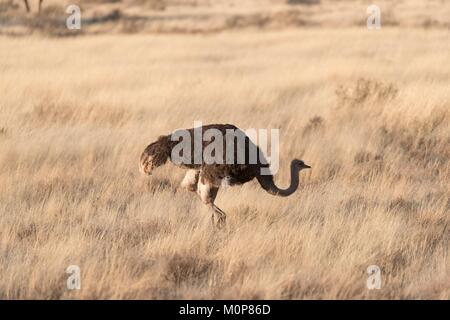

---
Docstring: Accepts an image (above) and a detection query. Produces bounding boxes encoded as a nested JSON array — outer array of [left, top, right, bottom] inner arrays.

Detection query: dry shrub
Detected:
[[335, 78, 398, 109], [376, 250, 409, 277], [164, 253, 214, 285], [16, 223, 38, 241], [302, 116, 325, 137], [377, 109, 450, 166], [352, 151, 384, 177], [388, 197, 419, 214], [353, 151, 382, 165]]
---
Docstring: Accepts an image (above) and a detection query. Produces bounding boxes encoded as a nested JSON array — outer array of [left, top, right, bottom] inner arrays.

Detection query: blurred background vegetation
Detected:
[[0, 0, 449, 37]]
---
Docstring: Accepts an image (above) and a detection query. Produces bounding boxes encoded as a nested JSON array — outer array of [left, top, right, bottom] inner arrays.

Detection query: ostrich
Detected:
[[139, 124, 311, 228], [23, 0, 43, 13]]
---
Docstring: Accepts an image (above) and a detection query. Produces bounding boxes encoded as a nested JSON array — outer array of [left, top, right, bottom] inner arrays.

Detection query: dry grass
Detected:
[[0, 1, 449, 299]]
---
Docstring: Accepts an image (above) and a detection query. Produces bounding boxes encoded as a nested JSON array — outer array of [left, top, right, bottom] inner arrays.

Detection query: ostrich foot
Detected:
[[210, 204, 227, 229]]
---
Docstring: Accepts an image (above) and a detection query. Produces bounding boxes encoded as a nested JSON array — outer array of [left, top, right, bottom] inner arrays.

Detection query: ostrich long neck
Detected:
[[257, 161, 299, 197]]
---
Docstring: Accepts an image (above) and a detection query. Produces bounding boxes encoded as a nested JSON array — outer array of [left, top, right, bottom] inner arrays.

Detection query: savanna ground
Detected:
[[0, 0, 449, 299]]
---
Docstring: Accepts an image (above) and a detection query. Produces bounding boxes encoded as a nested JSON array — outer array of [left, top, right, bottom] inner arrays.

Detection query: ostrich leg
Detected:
[[211, 202, 227, 229], [38, 0, 43, 14], [23, 0, 30, 12], [180, 170, 199, 192], [197, 176, 226, 229]]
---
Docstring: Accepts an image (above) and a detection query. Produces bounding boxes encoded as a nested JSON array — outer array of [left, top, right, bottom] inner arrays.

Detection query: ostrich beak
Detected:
[[302, 163, 311, 169]]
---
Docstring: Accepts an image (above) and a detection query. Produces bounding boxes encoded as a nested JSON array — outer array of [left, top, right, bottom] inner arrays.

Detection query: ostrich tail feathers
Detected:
[[139, 135, 172, 175]]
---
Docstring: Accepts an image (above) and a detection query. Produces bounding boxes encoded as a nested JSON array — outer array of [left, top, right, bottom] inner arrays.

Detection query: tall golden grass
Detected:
[[0, 8, 449, 298]]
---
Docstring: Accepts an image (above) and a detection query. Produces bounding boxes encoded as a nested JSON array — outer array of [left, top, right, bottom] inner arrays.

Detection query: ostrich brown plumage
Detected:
[[140, 124, 311, 228]]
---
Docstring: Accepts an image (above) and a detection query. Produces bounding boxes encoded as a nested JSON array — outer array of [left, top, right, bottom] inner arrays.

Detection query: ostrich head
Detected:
[[293, 159, 311, 171]]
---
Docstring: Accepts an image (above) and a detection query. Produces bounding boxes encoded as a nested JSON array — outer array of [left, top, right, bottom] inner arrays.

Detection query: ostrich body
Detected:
[[140, 124, 311, 228]]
